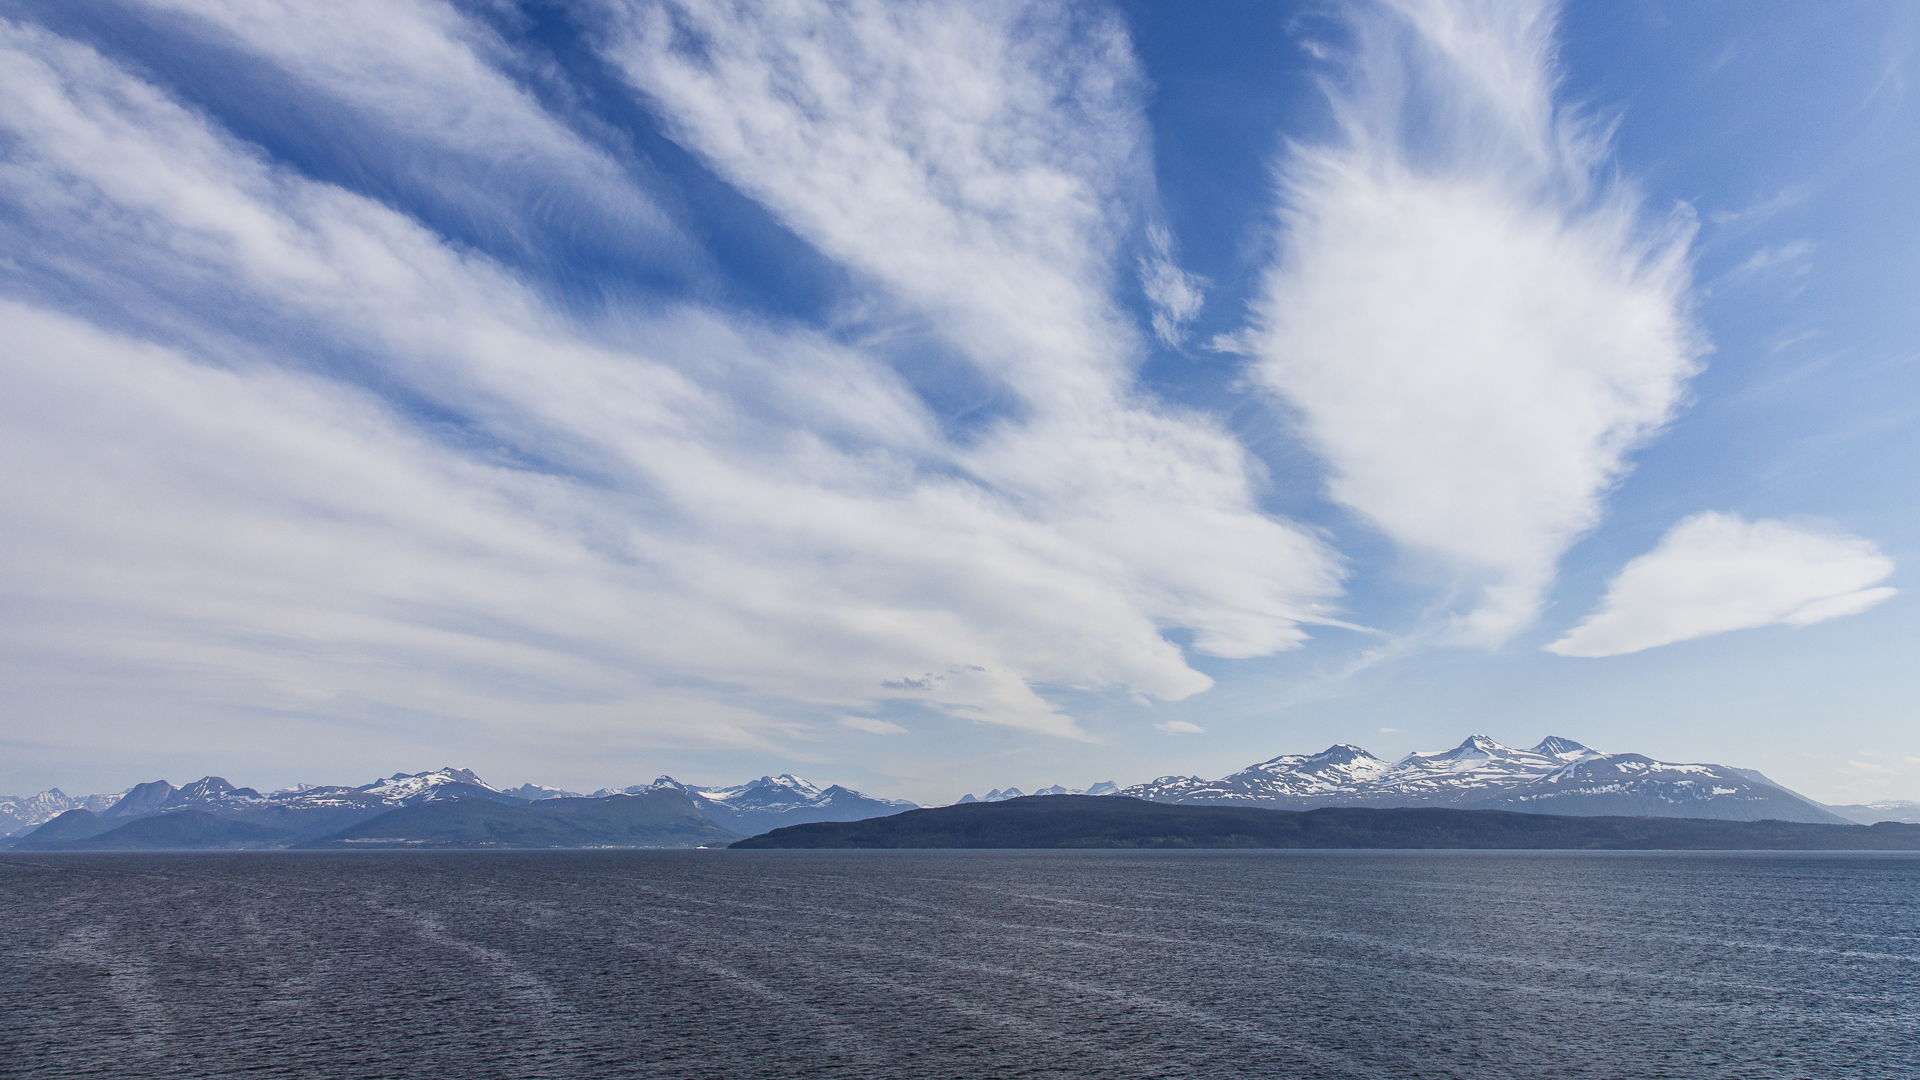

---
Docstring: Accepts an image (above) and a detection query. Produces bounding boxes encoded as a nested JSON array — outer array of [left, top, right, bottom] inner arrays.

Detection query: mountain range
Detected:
[[0, 767, 915, 851], [958, 782, 1120, 803], [1112, 735, 1857, 825], [497, 774, 917, 835], [4, 734, 1911, 850]]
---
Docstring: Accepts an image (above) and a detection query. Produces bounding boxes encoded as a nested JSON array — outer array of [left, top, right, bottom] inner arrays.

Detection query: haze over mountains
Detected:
[[5, 735, 1914, 850]]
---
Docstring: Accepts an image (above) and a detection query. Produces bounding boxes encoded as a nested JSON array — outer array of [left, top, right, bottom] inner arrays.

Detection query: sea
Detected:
[[2, 850, 1915, 1079]]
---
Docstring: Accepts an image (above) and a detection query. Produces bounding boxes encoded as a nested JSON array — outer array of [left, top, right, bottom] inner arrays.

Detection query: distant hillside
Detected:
[[732, 795, 1920, 850], [11, 809, 294, 851], [7, 808, 119, 850], [297, 789, 740, 849], [1825, 800, 1920, 825]]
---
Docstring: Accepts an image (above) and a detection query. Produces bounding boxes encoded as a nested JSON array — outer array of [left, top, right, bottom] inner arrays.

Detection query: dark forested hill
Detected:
[[730, 795, 1920, 850]]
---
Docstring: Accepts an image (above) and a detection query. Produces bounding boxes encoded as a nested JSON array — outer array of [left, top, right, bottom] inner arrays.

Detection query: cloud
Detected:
[[1139, 223, 1207, 345], [127, 0, 689, 267], [0, 5, 1341, 768], [599, 0, 1346, 662], [1155, 720, 1207, 735], [1704, 240, 1815, 298], [1547, 512, 1896, 657], [839, 716, 909, 736], [1707, 186, 1807, 227], [1729, 240, 1815, 279], [1245, 0, 1704, 645]]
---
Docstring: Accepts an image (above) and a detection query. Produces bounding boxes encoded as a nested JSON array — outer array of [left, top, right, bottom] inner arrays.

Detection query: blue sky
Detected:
[[2, 0, 1915, 805]]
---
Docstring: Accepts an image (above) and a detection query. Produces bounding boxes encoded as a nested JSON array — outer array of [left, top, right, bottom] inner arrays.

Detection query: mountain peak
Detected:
[[355, 767, 505, 804], [752, 774, 819, 794], [1531, 736, 1596, 759], [1446, 734, 1505, 757], [170, 776, 262, 805], [102, 780, 177, 818]]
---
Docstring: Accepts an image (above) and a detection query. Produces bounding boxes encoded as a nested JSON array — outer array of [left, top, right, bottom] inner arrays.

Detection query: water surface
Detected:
[[2, 850, 1914, 1078]]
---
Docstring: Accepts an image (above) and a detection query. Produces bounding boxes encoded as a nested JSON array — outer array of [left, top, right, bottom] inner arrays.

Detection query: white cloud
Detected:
[[839, 716, 909, 736], [1245, 0, 1704, 645], [1139, 223, 1207, 345], [1547, 513, 1896, 657], [601, 0, 1145, 398], [599, 0, 1345, 662], [125, 0, 688, 260], [0, 7, 1341, 772], [1155, 720, 1206, 735]]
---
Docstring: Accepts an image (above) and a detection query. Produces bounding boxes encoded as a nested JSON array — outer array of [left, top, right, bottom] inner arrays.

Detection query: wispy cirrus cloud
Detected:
[[600, 0, 1345, 664], [0, 2, 1341, 783], [1139, 223, 1208, 346], [1547, 513, 1896, 657], [1245, 0, 1704, 645], [124, 0, 692, 273]]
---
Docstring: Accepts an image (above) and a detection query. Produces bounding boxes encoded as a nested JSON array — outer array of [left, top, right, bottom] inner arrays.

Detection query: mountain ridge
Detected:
[[1, 767, 909, 850], [3, 734, 1900, 844], [1116, 735, 1854, 825]]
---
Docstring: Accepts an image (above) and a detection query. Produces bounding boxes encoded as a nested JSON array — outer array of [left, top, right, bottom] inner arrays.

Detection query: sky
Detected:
[[2, 0, 1916, 806]]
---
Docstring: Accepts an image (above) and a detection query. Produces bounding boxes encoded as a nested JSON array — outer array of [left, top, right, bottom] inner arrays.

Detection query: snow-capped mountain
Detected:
[[507, 783, 583, 801], [7, 767, 528, 848], [4, 765, 919, 848], [0, 789, 123, 837], [641, 774, 917, 835], [102, 768, 520, 817], [956, 781, 1120, 804], [961, 787, 1028, 803], [1121, 736, 1853, 824]]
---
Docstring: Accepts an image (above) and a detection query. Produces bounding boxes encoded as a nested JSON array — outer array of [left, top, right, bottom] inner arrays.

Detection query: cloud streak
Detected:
[[0, 2, 1341, 774], [601, 0, 1345, 662], [1246, 0, 1704, 645], [1547, 513, 1896, 657]]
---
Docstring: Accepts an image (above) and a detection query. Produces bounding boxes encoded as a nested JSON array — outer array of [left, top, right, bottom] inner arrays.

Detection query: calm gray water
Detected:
[[1, 850, 1915, 1079]]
